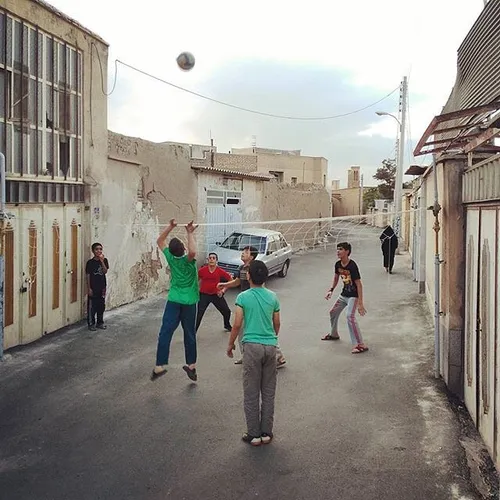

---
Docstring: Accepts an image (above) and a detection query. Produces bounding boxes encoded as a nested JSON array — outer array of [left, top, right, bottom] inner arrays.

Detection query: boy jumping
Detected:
[[226, 260, 281, 446], [322, 242, 368, 354], [151, 219, 200, 382]]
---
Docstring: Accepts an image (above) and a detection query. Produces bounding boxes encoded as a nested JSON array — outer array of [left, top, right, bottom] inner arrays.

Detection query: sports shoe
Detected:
[[88, 325, 97, 332], [242, 433, 261, 446], [183, 365, 198, 381], [261, 433, 273, 444], [96, 323, 107, 330]]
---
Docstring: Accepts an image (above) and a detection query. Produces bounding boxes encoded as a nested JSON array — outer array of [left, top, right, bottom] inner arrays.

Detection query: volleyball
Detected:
[[176, 52, 195, 71]]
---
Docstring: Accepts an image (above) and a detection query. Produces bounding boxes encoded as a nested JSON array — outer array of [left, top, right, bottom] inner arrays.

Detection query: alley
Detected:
[[0, 237, 480, 500]]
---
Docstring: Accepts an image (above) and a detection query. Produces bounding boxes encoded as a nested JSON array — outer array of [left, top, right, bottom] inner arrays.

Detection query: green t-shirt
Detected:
[[235, 287, 280, 346], [163, 248, 199, 305]]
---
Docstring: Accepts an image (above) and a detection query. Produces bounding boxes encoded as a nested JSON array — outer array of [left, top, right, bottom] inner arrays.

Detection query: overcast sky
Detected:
[[48, 0, 485, 186]]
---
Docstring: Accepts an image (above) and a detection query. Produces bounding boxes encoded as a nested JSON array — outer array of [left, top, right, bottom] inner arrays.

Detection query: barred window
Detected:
[[0, 11, 83, 181]]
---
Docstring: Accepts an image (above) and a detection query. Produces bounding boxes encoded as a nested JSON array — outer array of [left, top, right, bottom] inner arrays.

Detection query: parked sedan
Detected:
[[215, 228, 292, 278]]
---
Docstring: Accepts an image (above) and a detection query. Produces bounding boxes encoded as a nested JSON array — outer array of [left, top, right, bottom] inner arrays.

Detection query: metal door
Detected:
[[464, 208, 480, 423], [44, 206, 66, 333], [477, 208, 497, 456], [63, 205, 83, 325], [19, 206, 44, 344]]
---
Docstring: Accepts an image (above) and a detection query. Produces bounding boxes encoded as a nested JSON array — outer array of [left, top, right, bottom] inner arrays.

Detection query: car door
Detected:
[[265, 235, 280, 275]]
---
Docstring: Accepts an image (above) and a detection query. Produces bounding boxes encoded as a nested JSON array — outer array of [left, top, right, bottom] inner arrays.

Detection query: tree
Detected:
[[373, 158, 414, 199], [363, 186, 380, 212], [373, 158, 396, 199]]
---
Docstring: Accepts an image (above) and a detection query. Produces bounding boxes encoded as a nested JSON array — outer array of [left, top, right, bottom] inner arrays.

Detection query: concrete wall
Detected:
[[257, 154, 327, 185], [260, 182, 331, 221], [216, 148, 327, 186], [332, 187, 362, 216], [101, 132, 199, 309], [213, 153, 258, 174]]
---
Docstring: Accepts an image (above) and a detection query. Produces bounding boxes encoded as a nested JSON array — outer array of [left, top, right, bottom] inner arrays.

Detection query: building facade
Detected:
[[1, 0, 108, 350]]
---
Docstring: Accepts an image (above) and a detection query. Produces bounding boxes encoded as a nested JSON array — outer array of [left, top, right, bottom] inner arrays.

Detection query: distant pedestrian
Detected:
[[380, 225, 398, 274], [321, 242, 368, 354], [196, 252, 233, 332], [151, 219, 200, 382], [226, 260, 281, 446], [86, 243, 109, 331]]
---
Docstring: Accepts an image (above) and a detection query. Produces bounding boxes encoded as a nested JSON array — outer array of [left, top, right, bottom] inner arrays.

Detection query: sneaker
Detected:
[[96, 323, 107, 330], [224, 326, 232, 332], [242, 433, 261, 446], [150, 368, 167, 381], [182, 365, 198, 381], [88, 325, 97, 332], [261, 433, 273, 444]]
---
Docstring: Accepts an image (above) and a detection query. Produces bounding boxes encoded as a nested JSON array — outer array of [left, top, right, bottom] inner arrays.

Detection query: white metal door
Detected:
[[63, 206, 83, 325], [496, 209, 500, 466], [44, 206, 66, 333], [19, 207, 44, 345], [478, 208, 497, 455], [464, 208, 480, 423], [3, 208, 20, 350], [205, 205, 226, 255], [225, 203, 243, 238]]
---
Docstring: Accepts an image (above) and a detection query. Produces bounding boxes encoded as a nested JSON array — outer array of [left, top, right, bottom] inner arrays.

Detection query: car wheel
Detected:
[[278, 260, 290, 278]]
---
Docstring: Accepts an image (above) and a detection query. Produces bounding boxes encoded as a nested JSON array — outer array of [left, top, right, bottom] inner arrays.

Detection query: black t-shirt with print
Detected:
[[86, 258, 109, 292], [335, 259, 361, 298], [235, 264, 250, 291]]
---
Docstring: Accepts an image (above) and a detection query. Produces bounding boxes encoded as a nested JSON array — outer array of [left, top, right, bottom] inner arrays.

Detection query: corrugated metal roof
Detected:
[[414, 0, 500, 156], [444, 0, 500, 113], [191, 165, 273, 181]]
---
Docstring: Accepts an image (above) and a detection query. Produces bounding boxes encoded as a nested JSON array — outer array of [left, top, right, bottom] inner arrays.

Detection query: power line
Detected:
[[104, 59, 399, 121]]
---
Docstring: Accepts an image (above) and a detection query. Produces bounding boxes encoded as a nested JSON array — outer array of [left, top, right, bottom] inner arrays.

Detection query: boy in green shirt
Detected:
[[226, 260, 281, 446], [151, 219, 200, 382]]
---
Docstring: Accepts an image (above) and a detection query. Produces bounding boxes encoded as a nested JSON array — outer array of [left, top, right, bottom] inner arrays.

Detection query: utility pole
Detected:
[[0, 152, 5, 360], [393, 76, 407, 242]]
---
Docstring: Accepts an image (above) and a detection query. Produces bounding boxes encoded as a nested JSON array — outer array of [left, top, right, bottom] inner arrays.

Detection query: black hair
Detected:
[[242, 245, 259, 260], [169, 237, 185, 257], [337, 242, 352, 256], [91, 242, 103, 252], [248, 260, 268, 285], [208, 252, 218, 260]]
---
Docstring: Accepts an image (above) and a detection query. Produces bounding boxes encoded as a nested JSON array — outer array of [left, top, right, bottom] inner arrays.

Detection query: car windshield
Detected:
[[220, 233, 266, 253]]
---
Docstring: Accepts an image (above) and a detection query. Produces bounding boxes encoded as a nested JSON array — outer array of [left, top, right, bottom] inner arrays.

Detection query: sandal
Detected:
[[321, 334, 340, 341], [351, 345, 369, 354]]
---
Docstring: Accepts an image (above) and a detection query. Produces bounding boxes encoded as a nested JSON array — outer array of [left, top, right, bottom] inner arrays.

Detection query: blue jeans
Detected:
[[329, 295, 364, 345], [155, 301, 197, 366]]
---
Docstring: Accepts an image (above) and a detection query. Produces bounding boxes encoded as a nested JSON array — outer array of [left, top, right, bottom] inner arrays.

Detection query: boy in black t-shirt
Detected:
[[321, 242, 368, 354], [85, 242, 109, 331]]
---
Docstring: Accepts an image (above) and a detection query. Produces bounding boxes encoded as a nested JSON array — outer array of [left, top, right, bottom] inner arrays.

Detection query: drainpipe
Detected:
[[430, 162, 442, 379]]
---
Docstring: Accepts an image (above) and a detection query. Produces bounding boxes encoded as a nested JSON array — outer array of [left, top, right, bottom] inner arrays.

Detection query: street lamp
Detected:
[[375, 106, 406, 243]]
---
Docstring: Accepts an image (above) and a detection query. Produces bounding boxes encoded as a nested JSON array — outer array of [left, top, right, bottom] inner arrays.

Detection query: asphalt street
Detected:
[[0, 237, 481, 500]]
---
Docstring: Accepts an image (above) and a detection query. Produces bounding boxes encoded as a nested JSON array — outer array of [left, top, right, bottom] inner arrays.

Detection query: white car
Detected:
[[215, 228, 292, 278]]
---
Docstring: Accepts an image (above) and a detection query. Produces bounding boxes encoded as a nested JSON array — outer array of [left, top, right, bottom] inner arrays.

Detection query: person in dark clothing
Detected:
[[380, 225, 398, 274], [86, 242, 109, 331]]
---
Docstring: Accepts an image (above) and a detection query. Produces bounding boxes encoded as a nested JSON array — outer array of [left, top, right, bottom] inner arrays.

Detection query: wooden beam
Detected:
[[463, 128, 500, 153]]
